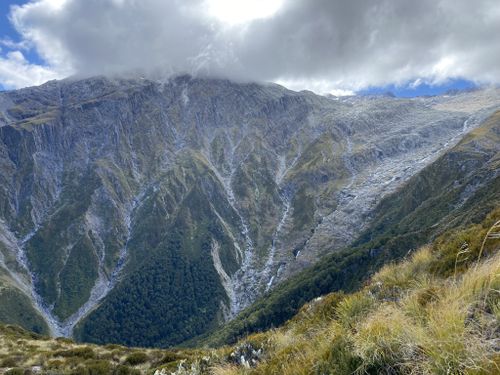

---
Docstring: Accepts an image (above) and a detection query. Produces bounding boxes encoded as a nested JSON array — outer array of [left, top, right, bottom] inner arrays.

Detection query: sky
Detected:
[[0, 0, 499, 96]]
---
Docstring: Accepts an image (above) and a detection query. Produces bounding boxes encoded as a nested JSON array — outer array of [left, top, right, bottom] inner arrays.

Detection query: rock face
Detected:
[[0, 75, 499, 346]]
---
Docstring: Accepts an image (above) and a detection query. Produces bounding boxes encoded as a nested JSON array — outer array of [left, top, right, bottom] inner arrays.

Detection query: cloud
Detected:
[[233, 0, 500, 90], [0, 50, 60, 88], [9, 0, 216, 80], [3, 0, 500, 93]]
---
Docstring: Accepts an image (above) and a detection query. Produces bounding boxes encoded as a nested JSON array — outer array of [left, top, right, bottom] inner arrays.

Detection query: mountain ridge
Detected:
[[0, 75, 499, 346], [189, 108, 500, 347]]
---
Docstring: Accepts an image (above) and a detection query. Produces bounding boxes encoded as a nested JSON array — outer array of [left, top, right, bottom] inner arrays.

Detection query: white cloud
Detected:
[[205, 0, 284, 25], [275, 78, 355, 96], [2, 0, 500, 92], [0, 50, 60, 89]]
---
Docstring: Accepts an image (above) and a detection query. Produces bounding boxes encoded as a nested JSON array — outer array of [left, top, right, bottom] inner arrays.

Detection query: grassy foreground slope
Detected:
[[191, 110, 500, 347], [209, 207, 500, 375], [0, 208, 498, 374]]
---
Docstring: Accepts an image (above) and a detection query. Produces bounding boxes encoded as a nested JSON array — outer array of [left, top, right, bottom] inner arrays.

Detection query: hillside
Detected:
[[0, 206, 497, 375], [207, 207, 500, 375], [189, 109, 500, 347], [1, 77, 498, 346]]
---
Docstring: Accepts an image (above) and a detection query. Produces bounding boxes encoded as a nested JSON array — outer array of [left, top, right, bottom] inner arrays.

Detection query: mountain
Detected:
[[193, 108, 500, 347], [0, 75, 499, 347], [0, 206, 497, 375]]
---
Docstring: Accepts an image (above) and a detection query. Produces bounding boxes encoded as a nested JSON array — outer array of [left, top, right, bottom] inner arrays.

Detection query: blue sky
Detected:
[[0, 1, 498, 96], [358, 79, 477, 98], [0, 1, 23, 40], [0, 0, 43, 65], [0, 0, 24, 89], [0, 0, 47, 90]]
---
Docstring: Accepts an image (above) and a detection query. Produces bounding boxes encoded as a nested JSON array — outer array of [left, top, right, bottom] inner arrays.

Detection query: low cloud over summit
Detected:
[[1, 0, 500, 93]]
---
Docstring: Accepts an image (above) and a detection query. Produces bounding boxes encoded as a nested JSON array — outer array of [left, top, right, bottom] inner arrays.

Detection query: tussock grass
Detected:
[[352, 304, 421, 373], [335, 292, 376, 329], [211, 364, 240, 375]]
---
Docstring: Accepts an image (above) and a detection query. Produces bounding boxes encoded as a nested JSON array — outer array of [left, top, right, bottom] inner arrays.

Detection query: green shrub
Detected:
[[70, 360, 114, 375], [85, 360, 113, 375], [54, 347, 96, 359], [55, 337, 74, 344], [124, 352, 148, 366], [5, 369, 24, 375], [158, 351, 185, 364], [1, 357, 18, 367], [113, 365, 141, 375]]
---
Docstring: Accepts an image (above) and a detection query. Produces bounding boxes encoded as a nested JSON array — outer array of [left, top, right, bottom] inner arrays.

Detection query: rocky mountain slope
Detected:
[[0, 75, 499, 346], [194, 108, 500, 347]]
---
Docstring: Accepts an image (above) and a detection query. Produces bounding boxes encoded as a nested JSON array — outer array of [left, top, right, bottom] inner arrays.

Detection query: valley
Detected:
[[0, 205, 497, 375], [0, 76, 499, 347]]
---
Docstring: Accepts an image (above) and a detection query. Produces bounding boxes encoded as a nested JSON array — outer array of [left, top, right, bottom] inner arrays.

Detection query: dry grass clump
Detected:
[[372, 245, 434, 292], [335, 292, 376, 329], [417, 254, 500, 375], [211, 364, 240, 375], [352, 304, 422, 373], [289, 292, 345, 328]]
